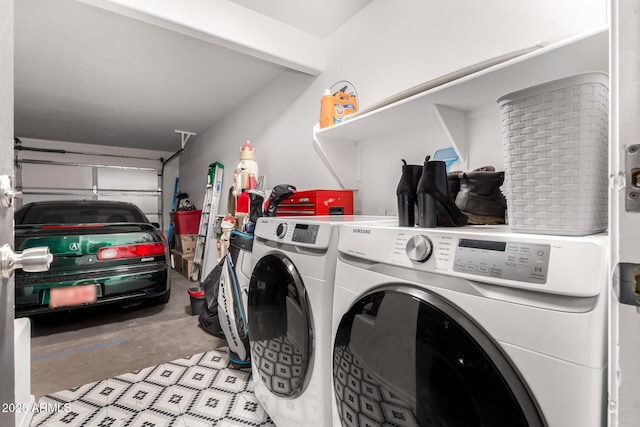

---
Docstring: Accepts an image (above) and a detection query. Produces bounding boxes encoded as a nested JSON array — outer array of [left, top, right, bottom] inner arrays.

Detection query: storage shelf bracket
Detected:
[[312, 124, 359, 190], [175, 130, 197, 149], [433, 104, 468, 169]]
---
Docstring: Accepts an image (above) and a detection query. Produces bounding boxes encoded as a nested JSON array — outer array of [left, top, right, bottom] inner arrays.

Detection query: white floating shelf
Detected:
[[313, 26, 609, 190]]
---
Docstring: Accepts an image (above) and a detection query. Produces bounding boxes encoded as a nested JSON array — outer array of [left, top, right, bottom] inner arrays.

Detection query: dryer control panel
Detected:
[[453, 238, 550, 284], [338, 224, 608, 296]]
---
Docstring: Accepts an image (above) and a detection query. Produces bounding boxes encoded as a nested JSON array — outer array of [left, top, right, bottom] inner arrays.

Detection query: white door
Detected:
[[0, 1, 16, 426], [609, 1, 640, 425], [0, 5, 52, 426]]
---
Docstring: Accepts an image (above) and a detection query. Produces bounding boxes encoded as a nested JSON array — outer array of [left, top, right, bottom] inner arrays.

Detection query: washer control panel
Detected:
[[255, 218, 335, 249], [453, 238, 550, 284], [291, 223, 320, 244], [405, 235, 433, 263]]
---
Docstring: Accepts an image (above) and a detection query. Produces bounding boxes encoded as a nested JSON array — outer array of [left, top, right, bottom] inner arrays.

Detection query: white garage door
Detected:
[[16, 146, 163, 224]]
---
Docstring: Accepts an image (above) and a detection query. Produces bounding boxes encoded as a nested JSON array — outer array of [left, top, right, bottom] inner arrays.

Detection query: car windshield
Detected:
[[16, 202, 148, 225]]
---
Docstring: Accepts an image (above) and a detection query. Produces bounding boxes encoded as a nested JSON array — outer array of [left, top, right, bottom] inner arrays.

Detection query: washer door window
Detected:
[[333, 287, 545, 427], [248, 253, 313, 398]]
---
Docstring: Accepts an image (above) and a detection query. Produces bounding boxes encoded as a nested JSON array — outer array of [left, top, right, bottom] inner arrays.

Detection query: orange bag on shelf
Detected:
[[320, 89, 358, 128]]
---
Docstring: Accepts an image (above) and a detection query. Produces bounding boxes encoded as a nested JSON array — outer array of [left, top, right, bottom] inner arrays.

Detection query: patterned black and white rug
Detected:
[[31, 348, 275, 426]]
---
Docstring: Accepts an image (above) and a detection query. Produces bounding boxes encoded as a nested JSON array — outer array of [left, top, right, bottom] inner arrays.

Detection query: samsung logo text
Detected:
[[352, 228, 371, 234]]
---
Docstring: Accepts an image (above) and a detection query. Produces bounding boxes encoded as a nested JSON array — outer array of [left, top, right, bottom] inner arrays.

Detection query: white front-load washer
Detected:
[[331, 224, 609, 427], [248, 215, 396, 427]]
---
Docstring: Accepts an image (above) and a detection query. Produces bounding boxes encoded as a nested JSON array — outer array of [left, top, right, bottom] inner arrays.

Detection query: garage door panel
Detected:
[[18, 153, 163, 227], [23, 194, 90, 205], [21, 163, 93, 189], [98, 194, 158, 216], [145, 214, 160, 224], [98, 168, 158, 191]]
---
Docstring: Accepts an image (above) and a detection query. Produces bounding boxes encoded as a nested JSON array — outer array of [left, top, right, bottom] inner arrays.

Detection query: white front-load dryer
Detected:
[[248, 216, 396, 427], [331, 224, 608, 427]]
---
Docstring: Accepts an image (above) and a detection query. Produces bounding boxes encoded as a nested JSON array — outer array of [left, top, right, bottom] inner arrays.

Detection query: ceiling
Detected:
[[14, 0, 371, 152], [229, 0, 373, 39]]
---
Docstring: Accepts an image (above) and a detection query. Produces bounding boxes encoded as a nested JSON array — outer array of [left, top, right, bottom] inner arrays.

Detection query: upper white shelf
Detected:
[[313, 26, 609, 190]]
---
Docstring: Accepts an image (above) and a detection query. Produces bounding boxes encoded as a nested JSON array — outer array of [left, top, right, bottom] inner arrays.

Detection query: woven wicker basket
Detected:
[[498, 72, 608, 236]]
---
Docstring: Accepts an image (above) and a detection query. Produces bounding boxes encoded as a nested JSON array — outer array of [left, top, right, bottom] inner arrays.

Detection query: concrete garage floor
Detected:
[[29, 269, 226, 399]]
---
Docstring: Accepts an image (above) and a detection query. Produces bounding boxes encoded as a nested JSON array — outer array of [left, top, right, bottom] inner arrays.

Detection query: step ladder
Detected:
[[166, 177, 179, 247], [191, 162, 224, 282]]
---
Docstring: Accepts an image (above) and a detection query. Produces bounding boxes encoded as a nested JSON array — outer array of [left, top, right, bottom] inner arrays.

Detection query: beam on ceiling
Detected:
[[78, 0, 325, 75]]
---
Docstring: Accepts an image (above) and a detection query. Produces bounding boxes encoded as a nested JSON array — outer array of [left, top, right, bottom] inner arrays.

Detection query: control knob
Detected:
[[276, 223, 288, 239], [406, 235, 433, 263]]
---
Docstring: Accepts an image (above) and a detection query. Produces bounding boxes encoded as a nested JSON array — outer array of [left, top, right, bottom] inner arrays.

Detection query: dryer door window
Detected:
[[333, 287, 545, 427], [248, 253, 313, 398]]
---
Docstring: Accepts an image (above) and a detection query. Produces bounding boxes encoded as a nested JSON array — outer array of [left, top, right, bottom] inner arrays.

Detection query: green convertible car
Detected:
[[14, 200, 171, 317]]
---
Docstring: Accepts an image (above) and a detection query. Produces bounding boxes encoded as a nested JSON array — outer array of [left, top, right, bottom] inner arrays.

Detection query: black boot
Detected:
[[396, 159, 424, 227], [417, 160, 468, 228], [455, 167, 507, 225]]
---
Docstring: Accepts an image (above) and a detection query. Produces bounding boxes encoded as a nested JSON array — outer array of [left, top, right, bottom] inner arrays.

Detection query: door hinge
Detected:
[[625, 144, 640, 212], [613, 262, 640, 306]]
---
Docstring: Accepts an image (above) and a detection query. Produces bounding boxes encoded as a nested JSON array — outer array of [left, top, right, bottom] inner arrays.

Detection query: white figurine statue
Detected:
[[233, 141, 259, 217]]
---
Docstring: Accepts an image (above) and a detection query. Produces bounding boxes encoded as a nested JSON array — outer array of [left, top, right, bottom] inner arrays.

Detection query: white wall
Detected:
[[180, 0, 607, 216], [179, 71, 327, 215]]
